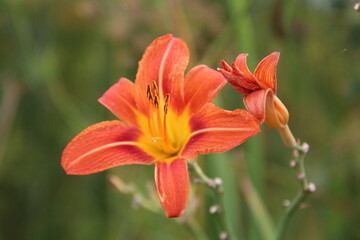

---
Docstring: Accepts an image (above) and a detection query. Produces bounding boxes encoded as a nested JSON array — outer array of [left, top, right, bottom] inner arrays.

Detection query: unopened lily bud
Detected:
[[265, 95, 296, 147], [265, 94, 289, 129]]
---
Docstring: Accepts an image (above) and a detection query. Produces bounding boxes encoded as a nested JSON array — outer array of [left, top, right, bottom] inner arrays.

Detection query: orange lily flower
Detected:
[[219, 52, 296, 147], [61, 34, 260, 218]]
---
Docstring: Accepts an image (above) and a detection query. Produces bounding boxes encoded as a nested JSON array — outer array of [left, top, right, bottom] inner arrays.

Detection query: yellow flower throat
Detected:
[[138, 81, 190, 162]]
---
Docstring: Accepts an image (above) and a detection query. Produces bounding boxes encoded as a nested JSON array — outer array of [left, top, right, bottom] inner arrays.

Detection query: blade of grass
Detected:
[[204, 153, 242, 240], [241, 177, 276, 240], [225, 0, 266, 239]]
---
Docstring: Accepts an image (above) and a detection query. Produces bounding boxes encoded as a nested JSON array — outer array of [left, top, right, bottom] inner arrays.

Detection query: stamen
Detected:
[[154, 96, 159, 108], [151, 81, 158, 95], [164, 94, 170, 114], [144, 81, 176, 155], [146, 85, 153, 102]]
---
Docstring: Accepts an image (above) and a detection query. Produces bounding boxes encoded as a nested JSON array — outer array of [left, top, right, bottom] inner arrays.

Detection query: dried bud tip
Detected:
[[219, 232, 229, 240], [307, 182, 316, 193], [107, 175, 127, 193], [282, 199, 291, 207], [301, 142, 310, 153], [209, 205, 219, 214], [299, 203, 310, 209], [297, 173, 305, 180], [289, 160, 297, 168]]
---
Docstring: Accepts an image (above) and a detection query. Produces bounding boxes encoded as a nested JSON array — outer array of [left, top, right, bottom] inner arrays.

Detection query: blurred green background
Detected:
[[1, 0, 359, 239]]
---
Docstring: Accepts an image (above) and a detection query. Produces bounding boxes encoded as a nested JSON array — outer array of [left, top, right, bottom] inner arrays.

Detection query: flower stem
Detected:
[[188, 160, 236, 240], [278, 125, 297, 148], [275, 141, 315, 240], [183, 216, 210, 240]]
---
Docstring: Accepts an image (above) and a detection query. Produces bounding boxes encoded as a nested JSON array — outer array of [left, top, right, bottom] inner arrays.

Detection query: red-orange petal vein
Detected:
[[184, 65, 226, 113], [155, 158, 189, 218], [135, 34, 189, 114], [254, 52, 280, 92], [98, 78, 138, 126], [181, 103, 260, 159], [61, 121, 154, 175], [243, 89, 272, 123]]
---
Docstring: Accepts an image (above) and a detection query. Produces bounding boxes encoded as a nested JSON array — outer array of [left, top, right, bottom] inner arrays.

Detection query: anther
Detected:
[[164, 94, 170, 114], [154, 96, 159, 108], [151, 81, 158, 94], [146, 85, 153, 102]]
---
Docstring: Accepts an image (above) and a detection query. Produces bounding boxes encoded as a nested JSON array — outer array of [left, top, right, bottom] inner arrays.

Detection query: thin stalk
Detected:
[[240, 178, 276, 240], [108, 174, 209, 240], [184, 217, 210, 240], [275, 142, 315, 240], [224, 0, 263, 239], [0, 79, 21, 167], [188, 160, 237, 240]]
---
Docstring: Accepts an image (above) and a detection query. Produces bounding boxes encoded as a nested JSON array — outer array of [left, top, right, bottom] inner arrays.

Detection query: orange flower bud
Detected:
[[220, 52, 297, 147], [265, 94, 289, 129]]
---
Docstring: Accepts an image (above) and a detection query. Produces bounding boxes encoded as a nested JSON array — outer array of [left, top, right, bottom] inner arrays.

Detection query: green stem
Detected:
[[108, 174, 208, 240], [184, 217, 210, 240], [241, 178, 275, 240], [275, 142, 315, 240], [0, 79, 21, 167], [188, 160, 236, 240]]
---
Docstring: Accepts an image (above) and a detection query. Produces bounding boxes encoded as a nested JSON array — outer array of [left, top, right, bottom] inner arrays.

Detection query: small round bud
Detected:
[[302, 142, 310, 153], [307, 182, 316, 193], [282, 199, 291, 207], [209, 205, 219, 214], [297, 173, 305, 180], [219, 232, 229, 240], [355, 3, 360, 11], [289, 160, 297, 168], [214, 178, 223, 186]]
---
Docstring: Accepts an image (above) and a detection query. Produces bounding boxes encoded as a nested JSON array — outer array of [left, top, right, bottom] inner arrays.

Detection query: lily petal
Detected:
[[135, 34, 189, 114], [233, 54, 260, 88], [61, 121, 154, 175], [254, 52, 280, 92], [155, 158, 189, 218], [184, 65, 226, 113], [98, 78, 138, 126], [182, 103, 260, 159], [243, 89, 272, 123], [219, 64, 252, 95]]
